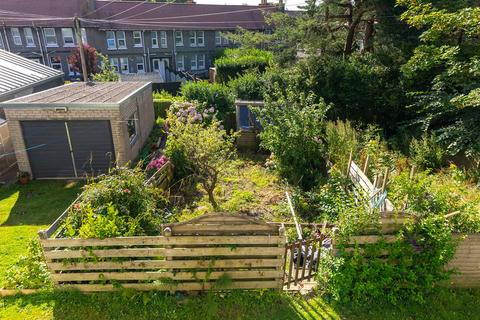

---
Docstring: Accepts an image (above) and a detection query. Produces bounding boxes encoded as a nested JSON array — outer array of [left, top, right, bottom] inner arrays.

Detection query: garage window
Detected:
[[127, 112, 138, 144]]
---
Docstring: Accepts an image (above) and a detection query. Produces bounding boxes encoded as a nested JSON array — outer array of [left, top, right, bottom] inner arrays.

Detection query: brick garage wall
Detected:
[[119, 84, 155, 163], [0, 121, 16, 175], [3, 107, 130, 175]]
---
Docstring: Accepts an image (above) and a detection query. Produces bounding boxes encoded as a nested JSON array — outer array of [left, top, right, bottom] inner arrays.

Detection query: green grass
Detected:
[[1, 288, 480, 320], [0, 181, 81, 280]]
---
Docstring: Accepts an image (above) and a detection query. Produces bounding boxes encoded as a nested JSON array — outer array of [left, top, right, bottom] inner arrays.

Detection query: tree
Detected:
[[68, 44, 98, 80], [92, 53, 119, 82], [164, 116, 236, 208], [398, 0, 480, 157]]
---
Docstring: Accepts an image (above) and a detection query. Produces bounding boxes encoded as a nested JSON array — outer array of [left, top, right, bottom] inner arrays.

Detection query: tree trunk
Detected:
[[362, 18, 375, 53], [207, 188, 218, 210]]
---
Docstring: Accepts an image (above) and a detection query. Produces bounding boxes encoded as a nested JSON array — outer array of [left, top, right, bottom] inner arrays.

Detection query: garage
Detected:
[[21, 120, 114, 178], [2, 82, 155, 179]]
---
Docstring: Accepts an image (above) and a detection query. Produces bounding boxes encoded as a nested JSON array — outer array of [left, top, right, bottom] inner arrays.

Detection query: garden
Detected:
[[2, 0, 480, 318]]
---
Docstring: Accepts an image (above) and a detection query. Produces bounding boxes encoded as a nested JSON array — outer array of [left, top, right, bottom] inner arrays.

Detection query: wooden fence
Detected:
[[39, 214, 286, 292]]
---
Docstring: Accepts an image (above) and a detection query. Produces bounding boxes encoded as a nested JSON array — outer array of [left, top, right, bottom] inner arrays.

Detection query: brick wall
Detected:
[[0, 121, 16, 175]]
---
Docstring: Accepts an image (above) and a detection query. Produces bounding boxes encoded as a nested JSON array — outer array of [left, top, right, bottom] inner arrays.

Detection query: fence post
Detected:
[[278, 224, 286, 291], [164, 227, 175, 294]]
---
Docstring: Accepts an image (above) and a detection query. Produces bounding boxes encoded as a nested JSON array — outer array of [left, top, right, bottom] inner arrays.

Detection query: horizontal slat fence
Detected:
[[39, 214, 286, 292]]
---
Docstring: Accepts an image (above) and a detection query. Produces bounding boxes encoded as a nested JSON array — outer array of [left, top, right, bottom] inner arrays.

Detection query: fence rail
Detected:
[[39, 214, 286, 292]]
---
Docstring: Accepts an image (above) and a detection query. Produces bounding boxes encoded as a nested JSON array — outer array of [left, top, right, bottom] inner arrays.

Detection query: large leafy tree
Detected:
[[398, 0, 480, 157], [68, 44, 99, 80]]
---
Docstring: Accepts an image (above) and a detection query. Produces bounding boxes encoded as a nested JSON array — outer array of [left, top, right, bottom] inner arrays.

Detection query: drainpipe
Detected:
[[146, 46, 151, 73], [2, 24, 10, 52], [39, 27, 51, 66], [141, 30, 149, 72], [33, 22, 46, 64], [172, 29, 177, 71]]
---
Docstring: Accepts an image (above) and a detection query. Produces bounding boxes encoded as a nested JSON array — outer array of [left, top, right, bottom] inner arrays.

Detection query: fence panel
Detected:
[[39, 214, 286, 292]]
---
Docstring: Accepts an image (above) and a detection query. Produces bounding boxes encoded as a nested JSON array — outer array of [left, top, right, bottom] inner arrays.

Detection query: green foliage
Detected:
[[64, 167, 161, 238], [330, 215, 456, 305], [92, 53, 119, 82], [2, 239, 52, 290], [228, 71, 265, 101], [255, 89, 330, 190], [164, 114, 237, 208], [180, 81, 234, 120], [153, 90, 175, 100], [153, 99, 171, 118], [409, 133, 445, 170], [325, 120, 359, 172], [214, 48, 273, 83]]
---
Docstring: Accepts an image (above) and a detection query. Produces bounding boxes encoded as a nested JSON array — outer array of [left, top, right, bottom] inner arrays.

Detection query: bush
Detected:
[[214, 48, 273, 83], [255, 89, 329, 190], [228, 71, 265, 100], [325, 120, 359, 172], [410, 133, 445, 171], [3, 239, 51, 289], [64, 167, 162, 238], [153, 99, 172, 118], [164, 113, 236, 208], [180, 81, 234, 121]]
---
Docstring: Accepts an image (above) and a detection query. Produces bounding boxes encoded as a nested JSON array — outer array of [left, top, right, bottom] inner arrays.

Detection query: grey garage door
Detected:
[[21, 120, 115, 178]]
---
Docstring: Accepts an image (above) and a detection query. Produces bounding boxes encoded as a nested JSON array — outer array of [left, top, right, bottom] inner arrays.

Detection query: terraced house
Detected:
[[0, 0, 280, 80]]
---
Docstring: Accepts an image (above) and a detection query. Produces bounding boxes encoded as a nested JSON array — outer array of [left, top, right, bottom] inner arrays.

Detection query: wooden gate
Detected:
[[40, 214, 286, 292]]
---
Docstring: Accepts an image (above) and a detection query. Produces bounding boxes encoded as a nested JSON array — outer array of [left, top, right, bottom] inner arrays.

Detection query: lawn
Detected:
[[0, 181, 81, 280], [1, 287, 480, 320]]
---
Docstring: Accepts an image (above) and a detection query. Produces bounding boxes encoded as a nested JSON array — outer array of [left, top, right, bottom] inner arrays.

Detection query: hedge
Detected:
[[214, 48, 273, 83], [153, 99, 172, 118]]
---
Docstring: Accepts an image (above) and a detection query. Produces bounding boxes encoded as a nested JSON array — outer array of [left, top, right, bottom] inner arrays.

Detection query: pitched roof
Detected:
[[0, 0, 278, 30], [0, 49, 64, 101], [2, 81, 150, 105]]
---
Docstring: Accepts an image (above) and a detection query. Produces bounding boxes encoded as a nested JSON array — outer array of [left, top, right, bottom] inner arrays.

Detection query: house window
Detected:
[[190, 55, 197, 70], [24, 28, 35, 47], [106, 31, 116, 49], [127, 112, 138, 143], [61, 28, 75, 47], [11, 28, 22, 46], [215, 31, 222, 45], [223, 35, 229, 45], [197, 31, 204, 47], [189, 31, 196, 47], [160, 31, 167, 48], [81, 28, 88, 44], [109, 57, 119, 72], [133, 31, 142, 47], [176, 55, 184, 71], [151, 31, 158, 48], [50, 56, 62, 71], [175, 31, 183, 46], [120, 57, 129, 74], [198, 54, 205, 70], [43, 28, 57, 47], [136, 56, 145, 73], [117, 31, 126, 49], [68, 64, 78, 77]]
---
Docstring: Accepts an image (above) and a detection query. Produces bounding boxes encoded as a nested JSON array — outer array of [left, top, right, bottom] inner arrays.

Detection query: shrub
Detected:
[[3, 239, 52, 290], [325, 120, 359, 172], [164, 114, 236, 208], [64, 167, 162, 238], [153, 99, 172, 118], [228, 71, 265, 100], [180, 81, 234, 120], [214, 48, 273, 83], [410, 133, 445, 171], [169, 100, 217, 125], [255, 89, 329, 190]]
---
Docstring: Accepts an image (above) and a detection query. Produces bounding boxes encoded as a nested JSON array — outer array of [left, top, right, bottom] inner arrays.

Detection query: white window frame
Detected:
[[198, 54, 205, 70], [110, 57, 120, 72], [120, 57, 129, 74], [43, 28, 58, 47], [159, 31, 167, 48], [190, 55, 197, 71], [133, 31, 142, 47], [176, 55, 184, 71], [0, 33, 4, 49], [61, 28, 75, 47], [106, 31, 116, 49], [215, 31, 222, 45], [197, 31, 204, 47], [68, 63, 77, 76], [117, 31, 126, 49], [11, 28, 22, 46], [222, 35, 229, 45], [175, 31, 183, 47], [24, 28, 35, 47], [137, 62, 145, 73], [189, 31, 196, 47], [50, 56, 62, 71], [81, 28, 88, 44], [151, 31, 158, 48], [128, 111, 139, 144]]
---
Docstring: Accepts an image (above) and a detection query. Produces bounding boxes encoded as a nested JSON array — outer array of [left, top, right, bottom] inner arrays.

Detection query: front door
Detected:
[[152, 59, 161, 72]]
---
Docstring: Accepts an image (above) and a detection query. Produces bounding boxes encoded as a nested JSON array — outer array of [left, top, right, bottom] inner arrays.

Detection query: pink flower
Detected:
[[123, 188, 131, 194], [72, 203, 81, 210]]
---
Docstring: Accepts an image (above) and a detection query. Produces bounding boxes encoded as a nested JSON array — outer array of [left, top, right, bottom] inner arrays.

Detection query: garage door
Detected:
[[21, 120, 115, 178]]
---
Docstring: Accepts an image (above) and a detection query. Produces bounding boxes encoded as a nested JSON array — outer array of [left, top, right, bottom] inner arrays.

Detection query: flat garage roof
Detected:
[[2, 81, 150, 106]]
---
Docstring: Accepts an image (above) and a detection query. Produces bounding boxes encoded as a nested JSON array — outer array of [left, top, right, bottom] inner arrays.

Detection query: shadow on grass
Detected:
[[0, 180, 81, 227]]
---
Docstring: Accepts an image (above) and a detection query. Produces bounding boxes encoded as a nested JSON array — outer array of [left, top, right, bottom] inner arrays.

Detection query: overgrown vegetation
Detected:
[[214, 48, 273, 83]]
